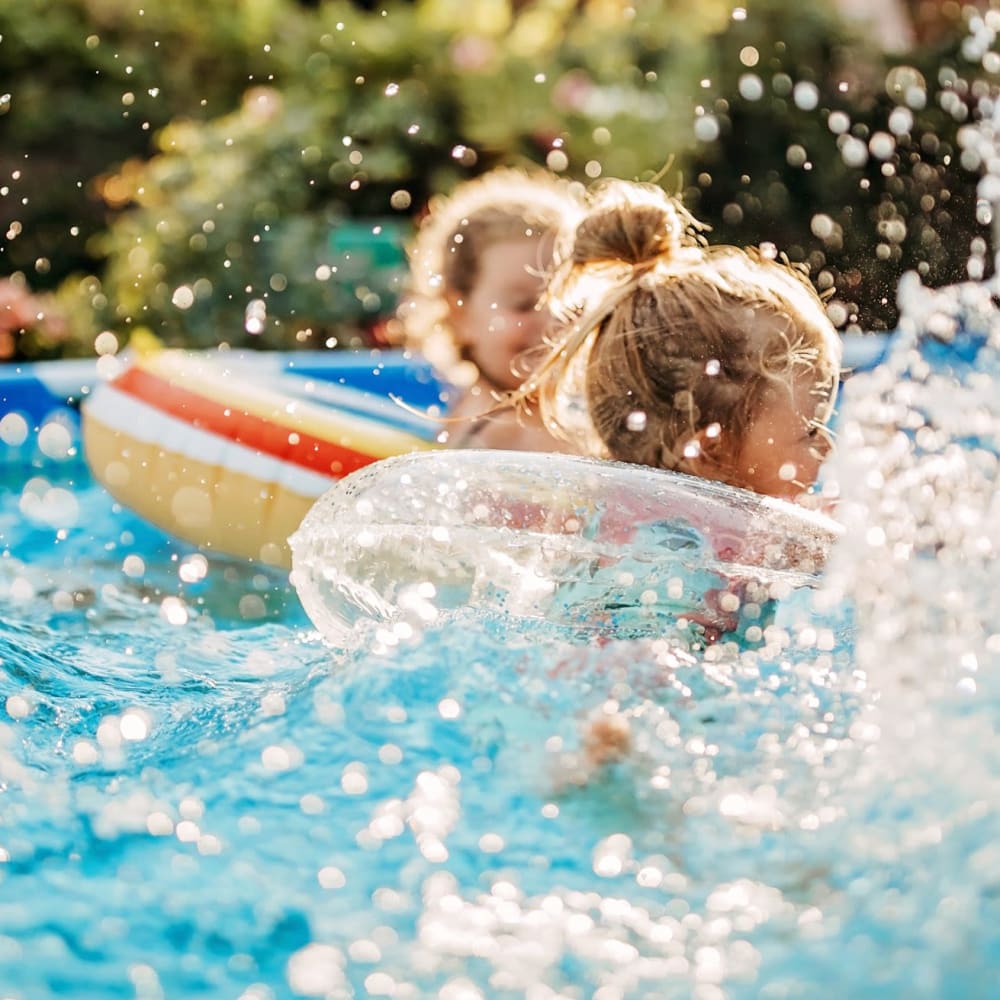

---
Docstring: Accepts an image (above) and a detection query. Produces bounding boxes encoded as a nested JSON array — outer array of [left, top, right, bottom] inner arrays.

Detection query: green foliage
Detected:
[[1, 0, 996, 357], [686, 0, 994, 331], [0, 0, 302, 288], [84, 0, 731, 352]]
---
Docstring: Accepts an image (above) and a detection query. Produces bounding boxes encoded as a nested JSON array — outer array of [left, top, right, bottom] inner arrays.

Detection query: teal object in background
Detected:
[[328, 218, 409, 272]]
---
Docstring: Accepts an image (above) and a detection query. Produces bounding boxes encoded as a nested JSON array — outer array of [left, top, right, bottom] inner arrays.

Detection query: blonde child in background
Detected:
[[398, 167, 584, 451], [521, 178, 842, 505]]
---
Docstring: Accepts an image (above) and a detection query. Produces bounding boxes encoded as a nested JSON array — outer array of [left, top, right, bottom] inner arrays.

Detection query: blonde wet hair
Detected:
[[397, 167, 584, 385], [521, 180, 842, 483]]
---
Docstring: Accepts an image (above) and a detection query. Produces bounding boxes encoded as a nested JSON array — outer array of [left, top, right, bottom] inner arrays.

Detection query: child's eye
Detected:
[[805, 425, 834, 450], [802, 424, 823, 441]]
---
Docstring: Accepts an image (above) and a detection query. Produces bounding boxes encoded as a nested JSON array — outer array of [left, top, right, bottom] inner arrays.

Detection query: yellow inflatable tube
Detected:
[[82, 350, 441, 566]]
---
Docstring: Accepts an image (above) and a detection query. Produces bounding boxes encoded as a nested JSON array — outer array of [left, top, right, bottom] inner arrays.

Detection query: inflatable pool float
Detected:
[[81, 349, 445, 566], [290, 449, 842, 648]]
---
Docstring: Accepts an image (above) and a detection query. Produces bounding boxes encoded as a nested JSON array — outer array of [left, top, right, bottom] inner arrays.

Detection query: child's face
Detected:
[[731, 374, 834, 501], [449, 237, 552, 392]]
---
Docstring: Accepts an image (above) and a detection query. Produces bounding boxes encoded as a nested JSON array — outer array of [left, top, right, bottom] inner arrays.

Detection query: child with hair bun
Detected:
[[523, 179, 842, 504], [398, 167, 585, 451], [519, 180, 843, 779]]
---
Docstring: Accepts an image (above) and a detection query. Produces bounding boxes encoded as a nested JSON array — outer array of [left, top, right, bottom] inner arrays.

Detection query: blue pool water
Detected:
[[1, 285, 999, 998]]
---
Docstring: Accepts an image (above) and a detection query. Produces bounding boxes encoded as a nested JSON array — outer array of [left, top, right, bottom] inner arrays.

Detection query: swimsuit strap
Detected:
[[449, 413, 494, 448]]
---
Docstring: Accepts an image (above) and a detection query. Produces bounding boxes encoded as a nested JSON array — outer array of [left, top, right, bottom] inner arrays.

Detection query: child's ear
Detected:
[[683, 427, 734, 483]]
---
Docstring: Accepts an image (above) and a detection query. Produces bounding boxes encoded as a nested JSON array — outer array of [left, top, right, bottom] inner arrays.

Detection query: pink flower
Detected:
[[0, 279, 70, 355], [0, 280, 39, 335], [450, 36, 497, 73], [551, 70, 594, 114]]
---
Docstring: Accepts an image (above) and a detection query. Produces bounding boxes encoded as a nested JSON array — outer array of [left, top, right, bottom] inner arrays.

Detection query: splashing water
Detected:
[[767, 272, 1000, 995], [245, 298, 268, 335], [3, 268, 1000, 996], [5, 10, 1000, 995]]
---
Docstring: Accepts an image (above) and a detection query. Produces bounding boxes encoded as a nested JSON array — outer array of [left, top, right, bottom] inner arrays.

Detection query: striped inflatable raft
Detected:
[[81, 349, 445, 566]]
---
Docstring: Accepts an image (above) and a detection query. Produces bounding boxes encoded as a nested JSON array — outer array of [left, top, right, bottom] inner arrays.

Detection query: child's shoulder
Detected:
[[445, 389, 574, 453]]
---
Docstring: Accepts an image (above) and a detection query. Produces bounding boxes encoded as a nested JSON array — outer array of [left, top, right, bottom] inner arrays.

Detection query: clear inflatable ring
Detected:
[[290, 450, 841, 648]]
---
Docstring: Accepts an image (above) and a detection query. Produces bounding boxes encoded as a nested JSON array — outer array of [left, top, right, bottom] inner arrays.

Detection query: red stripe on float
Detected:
[[113, 365, 374, 478]]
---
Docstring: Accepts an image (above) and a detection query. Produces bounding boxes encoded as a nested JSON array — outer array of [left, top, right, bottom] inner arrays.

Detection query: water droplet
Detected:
[[178, 554, 208, 583], [94, 330, 119, 356], [793, 81, 819, 111], [0, 413, 28, 447], [828, 110, 851, 135], [123, 554, 145, 578], [6, 694, 30, 720], [245, 298, 266, 334], [171, 285, 194, 310], [811, 213, 836, 239], [694, 115, 720, 142], [546, 149, 568, 172], [839, 135, 869, 169], [787, 144, 808, 167], [869, 131, 896, 159], [160, 596, 188, 626], [38, 422, 73, 460], [438, 698, 462, 719], [120, 710, 150, 741], [738, 74, 764, 101], [888, 106, 913, 136], [625, 410, 647, 432], [450, 145, 477, 167]]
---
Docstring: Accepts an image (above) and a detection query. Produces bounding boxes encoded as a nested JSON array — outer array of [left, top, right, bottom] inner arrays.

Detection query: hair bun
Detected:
[[570, 180, 691, 269]]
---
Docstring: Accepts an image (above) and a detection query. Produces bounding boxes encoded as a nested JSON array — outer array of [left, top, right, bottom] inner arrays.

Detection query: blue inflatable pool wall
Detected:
[[0, 349, 448, 433], [0, 334, 895, 437]]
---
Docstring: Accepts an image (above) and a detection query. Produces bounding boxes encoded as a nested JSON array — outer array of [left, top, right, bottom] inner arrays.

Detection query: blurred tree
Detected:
[[686, 0, 995, 331], [86, 0, 730, 352], [0, 0, 996, 358], [0, 0, 304, 289]]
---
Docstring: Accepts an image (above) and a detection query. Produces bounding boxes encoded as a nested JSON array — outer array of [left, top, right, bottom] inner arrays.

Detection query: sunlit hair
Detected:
[[396, 167, 584, 384], [520, 179, 842, 483]]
